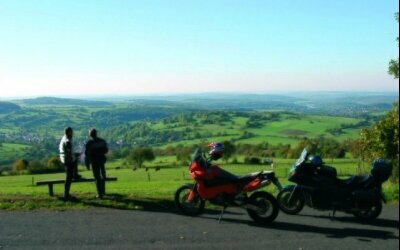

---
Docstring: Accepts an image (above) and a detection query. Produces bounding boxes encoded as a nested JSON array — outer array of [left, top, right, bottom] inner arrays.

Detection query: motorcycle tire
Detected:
[[277, 189, 305, 215], [352, 199, 382, 221], [246, 191, 279, 224], [175, 184, 205, 216]]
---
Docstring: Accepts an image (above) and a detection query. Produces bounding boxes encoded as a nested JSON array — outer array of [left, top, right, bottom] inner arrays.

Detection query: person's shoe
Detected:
[[96, 194, 104, 199]]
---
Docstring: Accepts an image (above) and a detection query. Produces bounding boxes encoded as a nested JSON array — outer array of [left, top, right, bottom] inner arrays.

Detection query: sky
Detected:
[[0, 0, 399, 98]]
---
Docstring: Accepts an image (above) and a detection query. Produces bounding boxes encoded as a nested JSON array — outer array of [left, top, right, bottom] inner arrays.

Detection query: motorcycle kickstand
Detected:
[[329, 209, 336, 221], [218, 205, 227, 223]]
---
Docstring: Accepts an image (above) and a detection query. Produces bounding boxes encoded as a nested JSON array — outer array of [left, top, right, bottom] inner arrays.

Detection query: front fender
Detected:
[[181, 183, 196, 189]]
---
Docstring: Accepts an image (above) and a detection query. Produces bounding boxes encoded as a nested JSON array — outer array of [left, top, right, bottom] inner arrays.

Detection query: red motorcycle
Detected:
[[175, 147, 282, 224]]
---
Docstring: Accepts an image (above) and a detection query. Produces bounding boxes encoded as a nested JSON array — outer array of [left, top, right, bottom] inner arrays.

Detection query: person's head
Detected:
[[208, 142, 224, 160], [89, 128, 97, 138], [65, 127, 73, 139]]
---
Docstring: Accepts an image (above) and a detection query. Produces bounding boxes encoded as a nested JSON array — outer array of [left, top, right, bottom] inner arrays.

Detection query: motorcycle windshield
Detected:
[[295, 148, 308, 167], [191, 147, 203, 162]]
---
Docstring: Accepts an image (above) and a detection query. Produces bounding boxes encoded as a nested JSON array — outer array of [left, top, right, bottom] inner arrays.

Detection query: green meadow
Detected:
[[151, 113, 364, 149], [0, 158, 397, 210]]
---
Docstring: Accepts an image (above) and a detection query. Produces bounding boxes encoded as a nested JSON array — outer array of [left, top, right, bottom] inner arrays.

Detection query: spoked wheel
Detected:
[[175, 184, 205, 216], [353, 199, 382, 221], [277, 189, 305, 215], [246, 191, 279, 224]]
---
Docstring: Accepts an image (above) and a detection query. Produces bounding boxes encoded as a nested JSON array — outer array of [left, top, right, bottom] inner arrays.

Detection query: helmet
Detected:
[[371, 159, 392, 183], [309, 155, 323, 166], [208, 142, 224, 160]]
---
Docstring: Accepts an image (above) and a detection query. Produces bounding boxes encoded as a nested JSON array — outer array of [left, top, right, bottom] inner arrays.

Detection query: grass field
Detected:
[[0, 158, 397, 210], [151, 113, 364, 149]]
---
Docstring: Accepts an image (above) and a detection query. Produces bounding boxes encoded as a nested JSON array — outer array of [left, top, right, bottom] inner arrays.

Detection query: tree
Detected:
[[12, 159, 28, 173], [359, 102, 399, 180], [222, 141, 236, 163], [388, 12, 399, 79], [292, 137, 345, 159], [127, 147, 155, 168]]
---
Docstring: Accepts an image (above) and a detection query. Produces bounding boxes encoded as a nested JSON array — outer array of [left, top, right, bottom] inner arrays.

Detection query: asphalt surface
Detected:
[[0, 203, 398, 250]]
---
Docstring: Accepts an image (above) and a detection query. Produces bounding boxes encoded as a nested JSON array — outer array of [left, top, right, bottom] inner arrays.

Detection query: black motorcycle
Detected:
[[277, 148, 392, 220]]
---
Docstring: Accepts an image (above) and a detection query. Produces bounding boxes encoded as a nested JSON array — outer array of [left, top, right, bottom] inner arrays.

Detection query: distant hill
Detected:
[[0, 101, 21, 113], [127, 94, 303, 111], [20, 97, 112, 107], [125, 92, 398, 115]]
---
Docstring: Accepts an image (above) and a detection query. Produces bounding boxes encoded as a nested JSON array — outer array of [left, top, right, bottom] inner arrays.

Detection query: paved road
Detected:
[[0, 203, 398, 250]]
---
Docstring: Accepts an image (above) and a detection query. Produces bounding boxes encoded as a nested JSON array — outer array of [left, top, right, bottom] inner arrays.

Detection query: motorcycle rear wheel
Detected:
[[175, 184, 205, 216], [247, 192, 279, 224], [352, 199, 382, 221], [277, 189, 305, 215]]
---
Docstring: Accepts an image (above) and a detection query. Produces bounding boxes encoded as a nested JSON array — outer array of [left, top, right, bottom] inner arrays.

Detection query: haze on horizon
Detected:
[[0, 0, 399, 98]]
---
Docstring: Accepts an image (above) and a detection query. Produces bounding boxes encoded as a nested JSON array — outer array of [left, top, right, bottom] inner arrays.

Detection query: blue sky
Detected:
[[0, 0, 398, 97]]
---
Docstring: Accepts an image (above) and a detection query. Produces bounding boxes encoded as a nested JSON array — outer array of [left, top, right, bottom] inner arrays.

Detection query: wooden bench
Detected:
[[36, 177, 118, 196]]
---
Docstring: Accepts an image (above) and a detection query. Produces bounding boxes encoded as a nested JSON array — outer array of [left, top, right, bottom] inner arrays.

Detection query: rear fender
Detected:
[[243, 178, 265, 192]]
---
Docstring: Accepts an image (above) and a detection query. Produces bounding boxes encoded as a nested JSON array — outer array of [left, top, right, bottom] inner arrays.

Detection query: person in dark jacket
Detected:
[[85, 128, 108, 198]]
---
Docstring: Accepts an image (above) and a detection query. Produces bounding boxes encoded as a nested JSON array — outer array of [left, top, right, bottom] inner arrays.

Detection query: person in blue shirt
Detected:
[[85, 128, 109, 198]]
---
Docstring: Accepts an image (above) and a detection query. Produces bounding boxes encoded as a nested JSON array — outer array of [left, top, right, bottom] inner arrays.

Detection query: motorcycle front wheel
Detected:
[[277, 189, 305, 215], [246, 192, 279, 224], [352, 199, 382, 221], [175, 184, 205, 216]]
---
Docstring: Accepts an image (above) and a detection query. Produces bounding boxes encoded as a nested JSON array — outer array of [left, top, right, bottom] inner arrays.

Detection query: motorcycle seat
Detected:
[[236, 172, 260, 183], [235, 175, 253, 184], [337, 175, 373, 188]]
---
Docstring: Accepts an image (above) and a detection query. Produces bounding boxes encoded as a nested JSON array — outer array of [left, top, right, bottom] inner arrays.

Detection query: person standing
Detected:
[[85, 128, 108, 198], [59, 127, 75, 200]]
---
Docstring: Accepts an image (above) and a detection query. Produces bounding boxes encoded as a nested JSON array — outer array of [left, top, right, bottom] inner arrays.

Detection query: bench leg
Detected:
[[48, 184, 54, 196]]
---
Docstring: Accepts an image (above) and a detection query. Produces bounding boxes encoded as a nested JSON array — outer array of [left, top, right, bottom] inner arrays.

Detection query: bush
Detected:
[[244, 156, 261, 165], [127, 147, 156, 168], [47, 156, 64, 171], [27, 160, 46, 174], [12, 159, 29, 174]]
